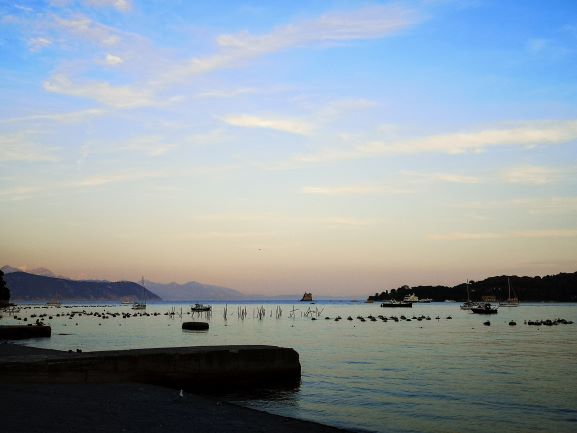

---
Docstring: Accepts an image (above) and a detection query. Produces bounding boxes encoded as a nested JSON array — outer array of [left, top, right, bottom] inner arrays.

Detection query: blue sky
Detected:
[[1, 0, 576, 295]]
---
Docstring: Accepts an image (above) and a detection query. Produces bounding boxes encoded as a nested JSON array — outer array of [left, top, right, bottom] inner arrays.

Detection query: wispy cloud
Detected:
[[293, 119, 577, 164], [401, 170, 481, 184], [197, 88, 256, 98], [302, 184, 410, 196], [429, 229, 577, 240], [503, 165, 564, 185], [43, 74, 153, 108], [0, 109, 107, 124], [27, 37, 52, 52], [85, 0, 132, 12], [53, 15, 120, 46], [222, 114, 312, 135], [0, 133, 57, 162], [74, 171, 162, 187], [0, 170, 164, 200], [154, 5, 422, 87]]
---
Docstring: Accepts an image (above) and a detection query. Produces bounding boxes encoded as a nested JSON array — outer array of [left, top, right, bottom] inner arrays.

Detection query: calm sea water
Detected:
[[3, 301, 577, 433]]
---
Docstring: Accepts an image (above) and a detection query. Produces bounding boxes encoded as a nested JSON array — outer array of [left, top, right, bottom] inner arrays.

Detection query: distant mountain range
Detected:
[[1, 265, 246, 301], [4, 271, 161, 302], [143, 280, 245, 301]]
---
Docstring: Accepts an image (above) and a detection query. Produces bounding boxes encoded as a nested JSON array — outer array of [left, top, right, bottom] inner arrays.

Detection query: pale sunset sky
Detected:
[[1, 0, 576, 296]]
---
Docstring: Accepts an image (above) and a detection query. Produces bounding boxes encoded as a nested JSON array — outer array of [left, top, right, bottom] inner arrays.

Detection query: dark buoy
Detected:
[[509, 321, 516, 326], [182, 322, 209, 331], [483, 321, 490, 326]]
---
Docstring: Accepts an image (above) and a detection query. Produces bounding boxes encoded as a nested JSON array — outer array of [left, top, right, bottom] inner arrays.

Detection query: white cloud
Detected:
[[294, 119, 577, 164], [0, 133, 57, 162], [155, 5, 422, 86], [503, 165, 560, 185], [217, 5, 420, 49], [105, 53, 123, 65], [75, 171, 162, 187], [43, 74, 152, 108], [27, 37, 52, 52], [53, 16, 120, 46], [302, 184, 410, 196], [85, 0, 132, 12], [402, 170, 481, 184], [0, 109, 107, 124], [197, 88, 256, 98], [429, 229, 577, 240], [222, 115, 311, 135], [508, 197, 577, 215]]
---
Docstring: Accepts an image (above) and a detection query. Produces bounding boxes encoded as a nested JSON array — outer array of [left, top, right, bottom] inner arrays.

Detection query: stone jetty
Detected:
[[0, 344, 301, 389], [0, 325, 51, 339]]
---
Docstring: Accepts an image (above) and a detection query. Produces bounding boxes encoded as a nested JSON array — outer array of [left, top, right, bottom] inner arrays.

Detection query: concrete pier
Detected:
[[0, 325, 51, 339], [0, 344, 301, 389]]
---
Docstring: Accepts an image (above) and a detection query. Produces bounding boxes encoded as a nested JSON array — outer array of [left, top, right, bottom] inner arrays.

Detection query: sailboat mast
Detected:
[[141, 276, 146, 305]]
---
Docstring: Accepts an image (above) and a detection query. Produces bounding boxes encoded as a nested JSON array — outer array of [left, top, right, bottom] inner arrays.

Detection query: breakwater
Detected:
[[0, 344, 301, 389]]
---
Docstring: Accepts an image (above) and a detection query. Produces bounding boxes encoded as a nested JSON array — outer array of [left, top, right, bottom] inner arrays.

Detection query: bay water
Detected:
[[4, 301, 577, 433]]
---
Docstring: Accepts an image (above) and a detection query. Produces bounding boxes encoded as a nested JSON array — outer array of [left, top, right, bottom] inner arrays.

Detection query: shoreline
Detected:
[[0, 382, 355, 433], [0, 342, 353, 433]]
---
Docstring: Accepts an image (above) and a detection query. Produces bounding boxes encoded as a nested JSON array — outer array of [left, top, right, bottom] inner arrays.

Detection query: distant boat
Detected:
[[132, 277, 147, 310], [380, 300, 412, 308], [499, 277, 519, 307], [403, 293, 432, 303], [471, 303, 498, 315], [191, 303, 212, 312], [46, 298, 61, 307], [120, 297, 133, 305], [300, 292, 313, 302]]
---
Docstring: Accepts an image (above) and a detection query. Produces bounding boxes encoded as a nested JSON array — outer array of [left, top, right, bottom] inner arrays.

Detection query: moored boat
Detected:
[[471, 303, 498, 314], [499, 277, 519, 307], [380, 300, 412, 308], [132, 277, 147, 310], [191, 303, 212, 312]]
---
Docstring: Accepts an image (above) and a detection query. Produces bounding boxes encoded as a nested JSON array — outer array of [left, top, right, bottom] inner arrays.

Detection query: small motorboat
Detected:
[[380, 300, 412, 308], [191, 303, 212, 312], [471, 303, 498, 314]]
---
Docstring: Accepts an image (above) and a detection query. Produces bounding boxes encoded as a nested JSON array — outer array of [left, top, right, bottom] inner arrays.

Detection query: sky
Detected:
[[1, 0, 577, 296]]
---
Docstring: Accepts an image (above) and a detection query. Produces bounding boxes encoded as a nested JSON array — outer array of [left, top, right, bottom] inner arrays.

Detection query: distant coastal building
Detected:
[[300, 291, 313, 302]]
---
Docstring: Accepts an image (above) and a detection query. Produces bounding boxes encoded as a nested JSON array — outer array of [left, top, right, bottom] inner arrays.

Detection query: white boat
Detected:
[[403, 291, 432, 304], [499, 277, 519, 307], [132, 277, 147, 310], [381, 300, 412, 308], [403, 294, 419, 303], [191, 303, 212, 312]]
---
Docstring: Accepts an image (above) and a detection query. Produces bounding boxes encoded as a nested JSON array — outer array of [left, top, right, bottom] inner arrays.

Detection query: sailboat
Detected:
[[499, 277, 519, 307], [460, 280, 478, 310], [131, 277, 147, 310]]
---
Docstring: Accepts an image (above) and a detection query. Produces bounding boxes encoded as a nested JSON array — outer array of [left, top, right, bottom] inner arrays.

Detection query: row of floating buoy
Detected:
[[482, 318, 574, 327], [318, 315, 453, 322], [526, 318, 573, 326]]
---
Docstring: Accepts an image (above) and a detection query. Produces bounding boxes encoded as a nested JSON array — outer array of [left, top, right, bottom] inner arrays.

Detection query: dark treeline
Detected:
[[368, 271, 577, 302], [0, 270, 10, 306]]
